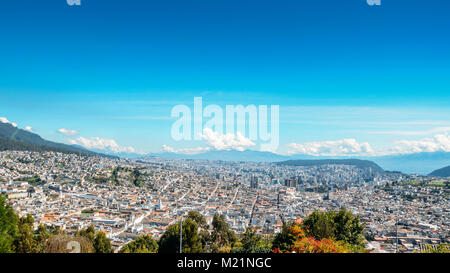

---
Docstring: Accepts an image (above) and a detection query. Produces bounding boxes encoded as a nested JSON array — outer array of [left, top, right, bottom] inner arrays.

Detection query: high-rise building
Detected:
[[250, 176, 259, 189]]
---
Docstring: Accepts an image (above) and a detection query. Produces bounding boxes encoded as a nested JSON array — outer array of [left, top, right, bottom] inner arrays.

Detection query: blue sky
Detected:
[[1, 0, 450, 155]]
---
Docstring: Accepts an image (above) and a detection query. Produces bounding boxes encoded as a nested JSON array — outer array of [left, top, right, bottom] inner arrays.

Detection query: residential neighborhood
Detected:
[[1, 150, 448, 253]]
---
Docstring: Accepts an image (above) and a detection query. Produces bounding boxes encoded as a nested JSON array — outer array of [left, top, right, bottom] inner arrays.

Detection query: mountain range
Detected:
[[138, 150, 450, 175], [1, 121, 449, 175], [0, 122, 108, 157]]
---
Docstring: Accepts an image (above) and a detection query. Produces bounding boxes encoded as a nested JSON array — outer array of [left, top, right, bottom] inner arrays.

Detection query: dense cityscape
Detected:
[[1, 150, 448, 253], [1, 2, 449, 272]]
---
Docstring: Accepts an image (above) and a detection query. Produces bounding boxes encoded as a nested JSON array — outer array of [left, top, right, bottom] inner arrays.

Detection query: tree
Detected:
[[35, 224, 50, 253], [0, 195, 18, 253], [187, 211, 208, 230], [333, 209, 365, 247], [290, 237, 352, 253], [272, 222, 298, 252], [302, 209, 365, 249], [76, 225, 113, 253], [187, 211, 210, 249], [120, 235, 158, 253], [14, 214, 38, 253], [131, 168, 144, 187], [273, 222, 352, 253], [158, 223, 180, 253], [93, 231, 113, 253], [210, 213, 237, 252], [76, 225, 96, 242], [302, 210, 336, 240], [421, 243, 450, 253], [158, 218, 203, 253], [233, 227, 272, 253]]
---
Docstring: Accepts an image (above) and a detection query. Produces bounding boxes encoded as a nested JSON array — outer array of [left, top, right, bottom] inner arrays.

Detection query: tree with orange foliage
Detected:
[[273, 221, 353, 253]]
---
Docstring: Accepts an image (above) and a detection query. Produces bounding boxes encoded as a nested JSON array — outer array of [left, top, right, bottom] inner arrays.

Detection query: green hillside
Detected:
[[0, 122, 106, 157], [278, 159, 384, 173], [429, 166, 450, 178]]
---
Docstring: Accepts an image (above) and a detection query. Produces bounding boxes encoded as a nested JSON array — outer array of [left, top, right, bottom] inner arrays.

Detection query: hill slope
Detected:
[[277, 159, 384, 173], [429, 166, 450, 177], [0, 122, 106, 157]]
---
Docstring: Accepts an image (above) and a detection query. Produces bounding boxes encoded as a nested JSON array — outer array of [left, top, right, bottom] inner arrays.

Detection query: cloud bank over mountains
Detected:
[[2, 115, 450, 157], [162, 128, 256, 155], [200, 128, 256, 152], [0, 117, 18, 128], [392, 133, 450, 154], [1, 115, 33, 133], [57, 128, 79, 136], [69, 136, 137, 154], [162, 145, 211, 155], [286, 133, 450, 157], [286, 139, 374, 157], [163, 131, 450, 157]]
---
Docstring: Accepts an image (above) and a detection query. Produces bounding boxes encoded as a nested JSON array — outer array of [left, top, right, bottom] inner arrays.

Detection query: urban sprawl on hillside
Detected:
[[0, 150, 448, 253]]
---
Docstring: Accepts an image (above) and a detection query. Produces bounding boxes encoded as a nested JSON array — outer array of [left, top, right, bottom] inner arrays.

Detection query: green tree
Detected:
[[233, 226, 272, 253], [14, 214, 38, 253], [158, 218, 203, 253], [131, 168, 144, 187], [93, 231, 113, 253], [302, 210, 336, 240], [187, 211, 210, 249], [272, 222, 298, 252], [333, 209, 365, 247], [210, 213, 237, 252], [76, 225, 96, 242], [421, 243, 450, 253], [0, 195, 18, 253], [187, 211, 208, 229], [120, 235, 158, 253], [302, 209, 365, 249], [76, 225, 113, 253], [35, 224, 50, 253]]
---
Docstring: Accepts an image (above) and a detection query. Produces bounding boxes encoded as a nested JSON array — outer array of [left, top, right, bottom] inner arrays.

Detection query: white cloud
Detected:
[[162, 128, 256, 155], [200, 128, 256, 151], [371, 127, 450, 136], [58, 128, 79, 136], [285, 133, 450, 157], [287, 139, 374, 156], [392, 133, 450, 154], [0, 117, 17, 127], [162, 144, 176, 153], [162, 145, 211, 155], [69, 137, 136, 154], [24, 126, 33, 132]]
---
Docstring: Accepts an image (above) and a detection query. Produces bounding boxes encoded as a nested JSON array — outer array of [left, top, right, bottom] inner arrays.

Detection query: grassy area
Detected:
[[15, 175, 46, 186], [401, 180, 448, 188], [402, 180, 420, 186], [429, 180, 446, 187], [81, 208, 96, 214]]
